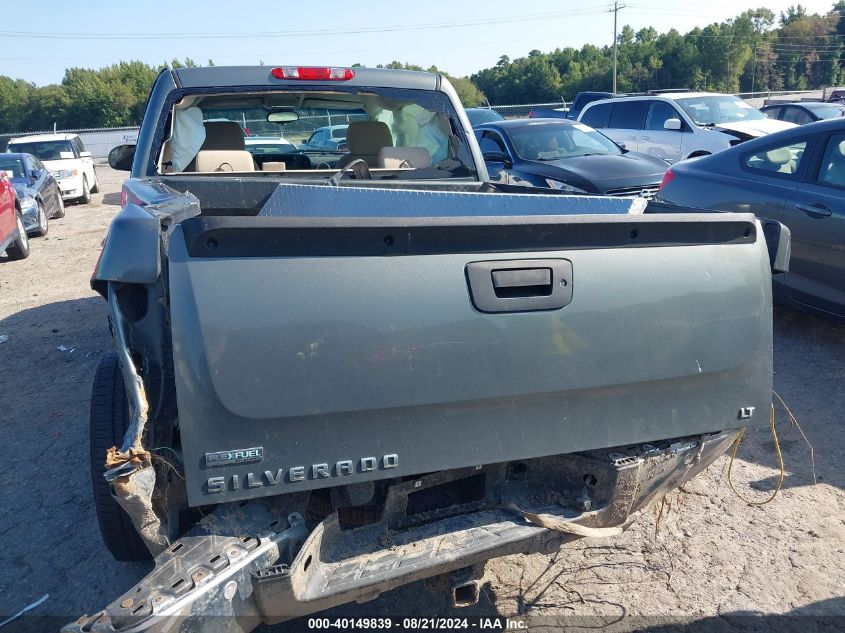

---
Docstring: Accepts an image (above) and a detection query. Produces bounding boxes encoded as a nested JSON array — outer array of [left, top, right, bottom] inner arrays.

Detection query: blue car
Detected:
[[474, 119, 669, 196], [657, 117, 845, 320], [0, 153, 64, 237]]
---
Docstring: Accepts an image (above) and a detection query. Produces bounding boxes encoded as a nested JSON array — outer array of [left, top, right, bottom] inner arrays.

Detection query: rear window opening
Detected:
[[157, 87, 478, 181]]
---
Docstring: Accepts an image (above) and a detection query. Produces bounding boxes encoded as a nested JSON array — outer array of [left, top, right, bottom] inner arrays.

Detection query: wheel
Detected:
[[90, 173, 100, 194], [32, 201, 48, 237], [53, 194, 65, 218], [5, 211, 30, 260], [79, 176, 91, 204], [90, 352, 151, 561]]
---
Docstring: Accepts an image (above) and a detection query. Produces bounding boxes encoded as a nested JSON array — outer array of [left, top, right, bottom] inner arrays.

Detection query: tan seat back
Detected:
[[378, 147, 432, 169], [195, 150, 255, 172], [262, 162, 286, 172], [337, 121, 393, 168]]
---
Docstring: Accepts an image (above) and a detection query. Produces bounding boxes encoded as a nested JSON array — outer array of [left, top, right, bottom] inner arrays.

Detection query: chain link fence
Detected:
[[489, 102, 567, 119]]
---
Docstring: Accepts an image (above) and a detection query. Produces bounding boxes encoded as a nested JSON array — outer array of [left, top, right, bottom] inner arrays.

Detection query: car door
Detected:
[[30, 156, 60, 216], [475, 129, 513, 179], [75, 137, 95, 183], [606, 100, 648, 152], [639, 100, 684, 163], [0, 174, 15, 248], [781, 132, 845, 316]]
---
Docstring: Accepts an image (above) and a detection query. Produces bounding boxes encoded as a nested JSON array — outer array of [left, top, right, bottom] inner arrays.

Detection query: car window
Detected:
[[8, 140, 75, 161], [744, 140, 807, 176], [817, 134, 845, 188], [479, 130, 508, 154], [646, 101, 681, 131], [609, 101, 648, 130], [762, 107, 782, 120], [506, 123, 621, 160], [0, 156, 25, 178], [331, 128, 347, 139], [75, 137, 86, 154], [782, 107, 812, 125], [676, 96, 766, 125], [580, 102, 612, 129]]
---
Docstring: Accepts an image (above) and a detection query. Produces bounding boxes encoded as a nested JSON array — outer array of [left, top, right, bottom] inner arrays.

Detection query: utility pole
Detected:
[[612, 1, 627, 94], [751, 42, 757, 95]]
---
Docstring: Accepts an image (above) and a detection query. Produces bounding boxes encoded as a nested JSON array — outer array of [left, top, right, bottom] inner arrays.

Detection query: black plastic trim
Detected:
[[180, 215, 758, 258]]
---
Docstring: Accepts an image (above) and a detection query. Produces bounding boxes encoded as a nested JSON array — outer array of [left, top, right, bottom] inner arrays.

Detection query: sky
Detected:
[[0, 0, 838, 86]]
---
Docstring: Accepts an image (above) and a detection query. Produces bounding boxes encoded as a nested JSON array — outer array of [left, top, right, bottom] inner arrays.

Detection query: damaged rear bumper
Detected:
[[65, 430, 738, 632]]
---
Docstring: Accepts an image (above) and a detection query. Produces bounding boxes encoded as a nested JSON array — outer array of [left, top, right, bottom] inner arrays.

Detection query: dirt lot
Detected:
[[0, 166, 843, 632]]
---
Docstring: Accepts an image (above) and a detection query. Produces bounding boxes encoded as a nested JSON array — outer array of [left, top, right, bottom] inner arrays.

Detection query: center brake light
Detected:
[[271, 67, 354, 81]]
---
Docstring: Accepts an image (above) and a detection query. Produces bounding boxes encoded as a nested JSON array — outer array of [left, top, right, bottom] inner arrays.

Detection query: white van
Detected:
[[578, 92, 796, 164], [7, 133, 99, 204]]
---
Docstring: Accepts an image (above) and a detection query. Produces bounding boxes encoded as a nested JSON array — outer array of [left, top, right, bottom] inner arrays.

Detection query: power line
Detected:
[[0, 7, 616, 41]]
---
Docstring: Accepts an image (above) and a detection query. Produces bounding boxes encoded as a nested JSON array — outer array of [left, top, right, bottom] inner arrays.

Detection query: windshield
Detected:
[[166, 87, 477, 179], [806, 104, 845, 119], [0, 156, 25, 179], [466, 109, 504, 126], [675, 96, 766, 126], [508, 123, 621, 160], [8, 140, 74, 161]]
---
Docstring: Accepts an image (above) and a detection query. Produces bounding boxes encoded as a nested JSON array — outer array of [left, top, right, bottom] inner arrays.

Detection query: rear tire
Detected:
[[90, 352, 151, 561], [79, 176, 91, 204], [53, 194, 65, 218], [5, 211, 30, 260], [90, 174, 100, 194], [32, 201, 48, 237]]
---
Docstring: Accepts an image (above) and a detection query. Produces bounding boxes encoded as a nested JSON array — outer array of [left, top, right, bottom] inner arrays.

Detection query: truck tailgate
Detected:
[[168, 214, 772, 506]]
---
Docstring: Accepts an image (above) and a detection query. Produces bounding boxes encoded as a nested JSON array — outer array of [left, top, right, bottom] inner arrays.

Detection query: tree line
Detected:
[[0, 4, 843, 132]]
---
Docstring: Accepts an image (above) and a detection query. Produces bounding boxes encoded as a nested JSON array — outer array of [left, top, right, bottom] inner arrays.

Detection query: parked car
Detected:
[[300, 124, 348, 151], [0, 153, 64, 237], [475, 118, 669, 196], [566, 91, 615, 120], [0, 173, 29, 260], [243, 136, 297, 154], [579, 92, 795, 163], [465, 107, 505, 126], [657, 117, 845, 320], [760, 102, 845, 125], [528, 106, 569, 118], [6, 133, 99, 204]]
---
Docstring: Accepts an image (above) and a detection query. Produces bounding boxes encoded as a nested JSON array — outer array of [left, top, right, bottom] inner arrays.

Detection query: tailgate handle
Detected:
[[466, 259, 573, 313], [491, 268, 552, 297]]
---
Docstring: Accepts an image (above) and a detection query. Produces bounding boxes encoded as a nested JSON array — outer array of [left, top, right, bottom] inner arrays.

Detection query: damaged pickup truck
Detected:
[[68, 66, 787, 632]]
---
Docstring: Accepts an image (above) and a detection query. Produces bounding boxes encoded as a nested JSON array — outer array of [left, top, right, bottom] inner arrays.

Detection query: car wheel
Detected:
[[32, 201, 48, 237], [79, 176, 91, 204], [90, 352, 152, 561], [90, 175, 100, 194], [5, 211, 30, 260], [53, 194, 65, 218]]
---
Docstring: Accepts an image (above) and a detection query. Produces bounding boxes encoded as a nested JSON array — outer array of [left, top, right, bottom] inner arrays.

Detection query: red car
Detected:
[[0, 171, 29, 260]]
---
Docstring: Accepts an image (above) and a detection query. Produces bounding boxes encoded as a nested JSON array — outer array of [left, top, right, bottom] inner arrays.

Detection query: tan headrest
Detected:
[[838, 140, 845, 157], [202, 121, 245, 150], [765, 148, 791, 165], [346, 121, 393, 155], [262, 162, 286, 172], [195, 150, 254, 172], [378, 147, 432, 169]]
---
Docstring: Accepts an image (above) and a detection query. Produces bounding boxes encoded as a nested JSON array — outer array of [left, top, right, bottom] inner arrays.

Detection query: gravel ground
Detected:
[[0, 166, 842, 632]]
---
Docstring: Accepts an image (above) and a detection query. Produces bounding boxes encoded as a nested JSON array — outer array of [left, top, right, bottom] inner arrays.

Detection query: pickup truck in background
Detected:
[[65, 66, 787, 632]]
